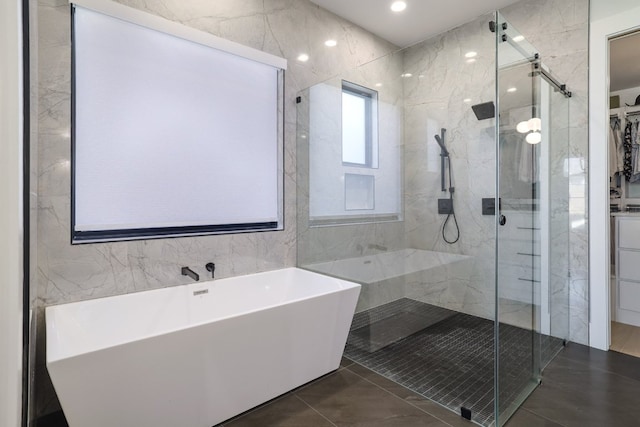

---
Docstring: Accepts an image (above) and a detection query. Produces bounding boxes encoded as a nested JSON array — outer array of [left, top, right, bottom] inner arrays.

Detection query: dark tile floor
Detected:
[[220, 343, 640, 427], [37, 343, 640, 427]]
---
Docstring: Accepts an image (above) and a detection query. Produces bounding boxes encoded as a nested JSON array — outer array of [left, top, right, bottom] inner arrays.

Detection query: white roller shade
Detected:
[[72, 2, 284, 242]]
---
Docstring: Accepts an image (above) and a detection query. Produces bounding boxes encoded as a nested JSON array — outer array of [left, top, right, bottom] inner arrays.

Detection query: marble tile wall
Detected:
[[401, 0, 589, 342], [35, 0, 398, 416], [402, 13, 498, 321]]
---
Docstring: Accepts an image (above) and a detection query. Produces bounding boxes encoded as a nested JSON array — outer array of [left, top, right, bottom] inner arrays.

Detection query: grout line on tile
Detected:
[[345, 363, 458, 427], [554, 351, 640, 386], [214, 391, 293, 426], [293, 394, 339, 427], [514, 407, 569, 427], [214, 367, 347, 426]]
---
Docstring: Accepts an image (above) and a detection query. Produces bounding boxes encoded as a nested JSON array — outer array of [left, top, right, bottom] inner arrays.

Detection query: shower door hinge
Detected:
[[461, 407, 472, 421], [490, 21, 508, 32]]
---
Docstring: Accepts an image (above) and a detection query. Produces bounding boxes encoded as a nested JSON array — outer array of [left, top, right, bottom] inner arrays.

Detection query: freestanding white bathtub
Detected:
[[46, 267, 360, 427]]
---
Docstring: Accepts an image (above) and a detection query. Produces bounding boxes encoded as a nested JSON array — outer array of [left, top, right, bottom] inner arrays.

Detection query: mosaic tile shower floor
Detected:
[[344, 298, 564, 426]]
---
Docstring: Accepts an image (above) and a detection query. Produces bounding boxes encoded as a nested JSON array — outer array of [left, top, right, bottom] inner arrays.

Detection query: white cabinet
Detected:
[[615, 215, 640, 326]]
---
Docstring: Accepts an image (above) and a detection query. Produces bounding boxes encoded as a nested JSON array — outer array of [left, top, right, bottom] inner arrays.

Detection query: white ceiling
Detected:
[[309, 0, 522, 48], [610, 32, 640, 92]]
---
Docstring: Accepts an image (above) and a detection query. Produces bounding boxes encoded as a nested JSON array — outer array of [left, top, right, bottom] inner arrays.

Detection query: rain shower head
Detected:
[[471, 101, 495, 120]]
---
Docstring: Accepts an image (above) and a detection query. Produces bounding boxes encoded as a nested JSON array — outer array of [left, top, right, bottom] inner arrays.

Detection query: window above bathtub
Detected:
[[70, 0, 286, 243]]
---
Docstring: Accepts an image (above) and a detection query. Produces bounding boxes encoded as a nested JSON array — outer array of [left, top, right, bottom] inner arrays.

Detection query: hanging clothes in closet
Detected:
[[610, 117, 624, 181], [623, 116, 640, 183], [631, 118, 640, 182], [623, 119, 634, 181]]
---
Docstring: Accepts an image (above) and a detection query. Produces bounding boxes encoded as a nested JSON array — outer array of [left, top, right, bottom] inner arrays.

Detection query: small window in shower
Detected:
[[342, 81, 378, 168]]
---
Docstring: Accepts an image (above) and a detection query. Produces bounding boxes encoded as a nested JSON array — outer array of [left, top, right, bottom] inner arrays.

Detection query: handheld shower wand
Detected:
[[434, 129, 449, 192], [433, 128, 459, 244]]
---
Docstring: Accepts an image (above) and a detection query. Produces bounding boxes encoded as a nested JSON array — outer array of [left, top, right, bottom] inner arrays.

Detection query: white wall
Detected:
[[591, 0, 640, 21], [590, 0, 640, 350], [0, 0, 24, 425]]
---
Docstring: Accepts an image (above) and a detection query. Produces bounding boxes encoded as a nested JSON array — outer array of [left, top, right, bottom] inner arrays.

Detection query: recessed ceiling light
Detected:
[[507, 87, 517, 93], [465, 51, 478, 58], [466, 58, 476, 64], [324, 39, 337, 47], [463, 98, 472, 103], [401, 73, 413, 78], [390, 1, 407, 12], [513, 35, 525, 42], [297, 53, 309, 62], [375, 83, 383, 87]]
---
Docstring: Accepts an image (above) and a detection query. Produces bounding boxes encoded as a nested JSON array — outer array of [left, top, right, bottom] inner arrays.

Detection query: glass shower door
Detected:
[[495, 13, 542, 426], [494, 13, 570, 426]]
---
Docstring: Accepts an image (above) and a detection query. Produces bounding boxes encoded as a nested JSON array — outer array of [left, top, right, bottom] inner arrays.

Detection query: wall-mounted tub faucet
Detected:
[[205, 262, 216, 279], [181, 266, 199, 282]]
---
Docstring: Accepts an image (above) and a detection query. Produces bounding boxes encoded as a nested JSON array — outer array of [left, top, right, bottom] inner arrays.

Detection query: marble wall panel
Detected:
[[400, 0, 588, 343], [402, 13, 498, 320]]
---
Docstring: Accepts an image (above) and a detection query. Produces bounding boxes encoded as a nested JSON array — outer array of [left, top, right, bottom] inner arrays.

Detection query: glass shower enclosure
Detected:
[[296, 12, 570, 427]]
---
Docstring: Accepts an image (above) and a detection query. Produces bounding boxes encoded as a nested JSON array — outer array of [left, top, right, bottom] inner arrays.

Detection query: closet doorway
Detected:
[[609, 30, 640, 358]]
